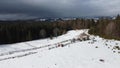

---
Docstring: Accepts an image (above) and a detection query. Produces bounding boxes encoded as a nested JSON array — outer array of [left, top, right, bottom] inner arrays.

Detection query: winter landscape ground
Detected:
[[0, 29, 120, 68]]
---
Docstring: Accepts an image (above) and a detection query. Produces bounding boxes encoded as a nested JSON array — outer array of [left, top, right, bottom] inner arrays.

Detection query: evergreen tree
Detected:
[[26, 31, 32, 41]]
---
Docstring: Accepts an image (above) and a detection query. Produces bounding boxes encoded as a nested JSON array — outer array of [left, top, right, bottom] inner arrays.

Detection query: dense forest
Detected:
[[89, 15, 120, 40], [0, 15, 120, 44], [0, 18, 95, 44]]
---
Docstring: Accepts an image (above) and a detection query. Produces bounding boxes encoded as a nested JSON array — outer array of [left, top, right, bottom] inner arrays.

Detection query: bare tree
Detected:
[[53, 28, 60, 37], [105, 22, 116, 36], [39, 29, 46, 38]]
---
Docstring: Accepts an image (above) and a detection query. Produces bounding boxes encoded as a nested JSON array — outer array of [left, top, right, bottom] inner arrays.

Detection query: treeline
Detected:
[[89, 15, 120, 40], [0, 18, 95, 44]]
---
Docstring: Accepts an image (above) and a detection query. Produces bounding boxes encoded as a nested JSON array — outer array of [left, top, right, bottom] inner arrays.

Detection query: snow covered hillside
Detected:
[[0, 29, 120, 68]]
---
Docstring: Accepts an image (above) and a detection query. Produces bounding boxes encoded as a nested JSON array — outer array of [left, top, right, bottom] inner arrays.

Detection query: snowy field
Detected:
[[0, 29, 120, 68]]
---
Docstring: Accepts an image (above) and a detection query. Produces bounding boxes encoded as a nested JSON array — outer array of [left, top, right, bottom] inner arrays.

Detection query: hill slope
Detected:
[[0, 29, 120, 68]]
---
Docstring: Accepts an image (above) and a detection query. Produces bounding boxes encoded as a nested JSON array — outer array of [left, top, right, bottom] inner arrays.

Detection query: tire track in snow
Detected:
[[0, 39, 72, 57], [0, 36, 89, 61], [0, 52, 37, 61]]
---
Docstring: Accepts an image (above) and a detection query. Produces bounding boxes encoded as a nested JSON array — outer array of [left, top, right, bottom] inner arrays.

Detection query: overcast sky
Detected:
[[0, 0, 120, 19]]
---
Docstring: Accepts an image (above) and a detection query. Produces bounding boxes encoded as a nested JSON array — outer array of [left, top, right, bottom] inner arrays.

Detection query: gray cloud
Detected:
[[0, 0, 120, 19]]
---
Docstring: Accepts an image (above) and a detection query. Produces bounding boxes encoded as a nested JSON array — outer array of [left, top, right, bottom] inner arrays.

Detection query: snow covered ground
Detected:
[[0, 29, 120, 68]]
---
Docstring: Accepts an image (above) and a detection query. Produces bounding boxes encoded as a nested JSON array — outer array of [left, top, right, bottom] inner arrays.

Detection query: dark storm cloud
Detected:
[[0, 0, 120, 19], [0, 0, 60, 17]]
